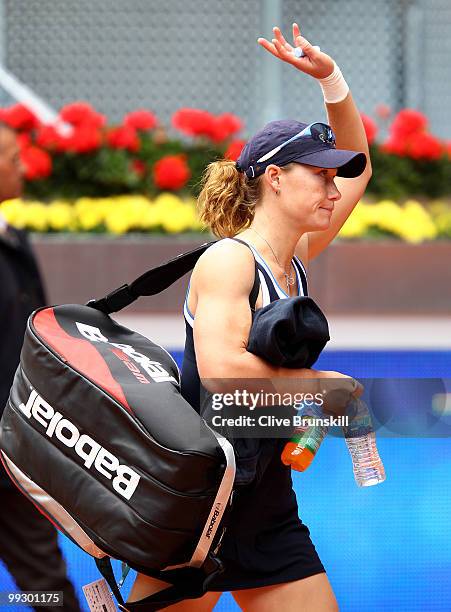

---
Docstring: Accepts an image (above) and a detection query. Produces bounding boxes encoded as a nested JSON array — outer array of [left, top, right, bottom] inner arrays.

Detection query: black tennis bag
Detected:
[[0, 241, 238, 611]]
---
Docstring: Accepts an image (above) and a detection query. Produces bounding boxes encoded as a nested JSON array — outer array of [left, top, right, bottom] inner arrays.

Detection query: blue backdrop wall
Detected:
[[1, 350, 450, 611]]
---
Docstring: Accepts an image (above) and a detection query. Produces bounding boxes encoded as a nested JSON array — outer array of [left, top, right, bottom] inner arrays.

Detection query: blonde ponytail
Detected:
[[197, 160, 262, 238]]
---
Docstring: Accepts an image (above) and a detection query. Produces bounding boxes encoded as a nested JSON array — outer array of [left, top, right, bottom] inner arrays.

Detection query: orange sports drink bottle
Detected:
[[281, 403, 329, 471]]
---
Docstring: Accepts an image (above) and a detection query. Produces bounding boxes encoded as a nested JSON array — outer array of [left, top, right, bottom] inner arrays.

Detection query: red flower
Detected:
[[65, 125, 103, 153], [124, 109, 157, 131], [172, 108, 216, 138], [153, 155, 191, 190], [107, 126, 140, 152], [382, 109, 433, 158], [132, 159, 146, 177], [38, 124, 102, 154], [375, 104, 391, 120], [36, 125, 65, 150], [0, 104, 39, 131], [17, 133, 32, 149], [381, 108, 444, 161], [380, 136, 407, 156], [172, 108, 243, 142], [360, 113, 378, 145], [208, 113, 243, 142], [224, 139, 247, 161], [39, 119, 113, 155], [59, 102, 106, 128], [407, 132, 443, 161], [389, 109, 428, 140], [20, 146, 52, 180]]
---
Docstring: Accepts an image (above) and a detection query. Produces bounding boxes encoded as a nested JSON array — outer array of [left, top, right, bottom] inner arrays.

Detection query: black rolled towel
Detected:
[[246, 296, 330, 369]]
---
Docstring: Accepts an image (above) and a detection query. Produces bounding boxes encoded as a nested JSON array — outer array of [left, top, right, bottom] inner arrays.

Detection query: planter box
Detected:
[[31, 235, 451, 315], [307, 241, 451, 315]]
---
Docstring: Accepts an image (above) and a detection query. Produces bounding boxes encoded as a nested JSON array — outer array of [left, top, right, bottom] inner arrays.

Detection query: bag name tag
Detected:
[[82, 578, 117, 611]]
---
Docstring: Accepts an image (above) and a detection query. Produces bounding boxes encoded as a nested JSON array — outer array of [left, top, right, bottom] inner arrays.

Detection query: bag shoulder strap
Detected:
[[229, 237, 260, 312], [87, 241, 216, 314], [88, 237, 260, 315]]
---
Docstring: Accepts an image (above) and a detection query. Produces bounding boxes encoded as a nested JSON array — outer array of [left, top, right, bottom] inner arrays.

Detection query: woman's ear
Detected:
[[265, 165, 283, 193], [266, 164, 281, 180]]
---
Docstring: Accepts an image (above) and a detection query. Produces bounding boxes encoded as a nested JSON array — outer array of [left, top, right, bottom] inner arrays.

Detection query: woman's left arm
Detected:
[[258, 23, 373, 263]]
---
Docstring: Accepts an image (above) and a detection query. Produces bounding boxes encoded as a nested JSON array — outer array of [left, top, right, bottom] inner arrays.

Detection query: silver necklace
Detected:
[[250, 227, 296, 293]]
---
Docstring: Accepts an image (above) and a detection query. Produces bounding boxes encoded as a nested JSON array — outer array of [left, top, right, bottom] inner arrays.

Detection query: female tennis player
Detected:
[[127, 22, 371, 611]]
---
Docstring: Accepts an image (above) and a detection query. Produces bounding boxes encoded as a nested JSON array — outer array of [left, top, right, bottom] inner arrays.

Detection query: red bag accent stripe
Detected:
[[33, 308, 132, 413]]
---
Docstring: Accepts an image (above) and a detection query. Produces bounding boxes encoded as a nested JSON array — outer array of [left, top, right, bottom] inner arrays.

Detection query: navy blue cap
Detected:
[[236, 119, 367, 179]]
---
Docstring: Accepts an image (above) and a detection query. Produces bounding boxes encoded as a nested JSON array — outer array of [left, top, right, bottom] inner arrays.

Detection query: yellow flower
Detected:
[[397, 200, 437, 243], [0, 198, 28, 228], [141, 204, 163, 230], [366, 200, 405, 236], [75, 198, 106, 230], [433, 207, 451, 237], [48, 201, 75, 231], [154, 193, 184, 210], [339, 214, 367, 238], [24, 202, 49, 232], [161, 204, 197, 233], [338, 201, 368, 238], [123, 196, 153, 229], [187, 197, 205, 231], [104, 209, 131, 235]]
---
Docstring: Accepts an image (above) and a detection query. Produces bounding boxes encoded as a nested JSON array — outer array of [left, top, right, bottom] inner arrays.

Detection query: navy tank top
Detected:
[[181, 237, 308, 411]]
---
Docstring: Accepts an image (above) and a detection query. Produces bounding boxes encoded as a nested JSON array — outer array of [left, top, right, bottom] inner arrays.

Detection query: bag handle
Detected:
[[95, 555, 224, 611], [87, 241, 216, 314]]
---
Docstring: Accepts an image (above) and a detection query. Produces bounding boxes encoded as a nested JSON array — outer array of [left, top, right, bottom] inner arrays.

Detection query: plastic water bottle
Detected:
[[343, 397, 386, 487], [281, 402, 329, 471]]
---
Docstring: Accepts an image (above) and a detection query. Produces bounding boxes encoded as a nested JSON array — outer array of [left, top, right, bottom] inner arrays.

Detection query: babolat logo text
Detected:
[[19, 388, 140, 500], [205, 503, 222, 539], [75, 322, 177, 384]]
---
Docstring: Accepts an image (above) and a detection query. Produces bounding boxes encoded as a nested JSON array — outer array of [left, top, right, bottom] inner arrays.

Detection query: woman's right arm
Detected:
[[192, 241, 360, 402]]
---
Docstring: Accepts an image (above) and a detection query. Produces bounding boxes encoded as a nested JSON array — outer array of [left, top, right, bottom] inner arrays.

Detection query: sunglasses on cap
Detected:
[[256, 122, 336, 164]]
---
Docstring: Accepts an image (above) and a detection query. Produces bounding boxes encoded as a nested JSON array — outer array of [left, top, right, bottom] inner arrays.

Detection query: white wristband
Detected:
[[318, 61, 349, 104]]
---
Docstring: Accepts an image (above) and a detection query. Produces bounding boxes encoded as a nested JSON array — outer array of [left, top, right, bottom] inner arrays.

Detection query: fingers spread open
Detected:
[[273, 26, 293, 52], [272, 38, 294, 60], [257, 37, 280, 59]]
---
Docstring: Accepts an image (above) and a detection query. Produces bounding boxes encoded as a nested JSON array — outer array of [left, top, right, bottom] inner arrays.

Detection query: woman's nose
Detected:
[[328, 180, 341, 202]]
